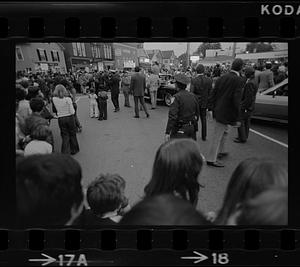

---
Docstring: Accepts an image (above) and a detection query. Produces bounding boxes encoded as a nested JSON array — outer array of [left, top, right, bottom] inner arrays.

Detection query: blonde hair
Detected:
[[53, 84, 68, 98]]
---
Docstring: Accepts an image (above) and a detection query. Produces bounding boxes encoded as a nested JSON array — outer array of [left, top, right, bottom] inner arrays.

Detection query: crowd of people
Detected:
[[15, 58, 288, 226], [16, 139, 288, 226], [15, 63, 164, 157]]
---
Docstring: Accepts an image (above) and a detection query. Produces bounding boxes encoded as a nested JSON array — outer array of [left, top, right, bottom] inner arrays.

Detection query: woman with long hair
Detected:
[[52, 84, 79, 155], [215, 157, 288, 225], [144, 138, 205, 206]]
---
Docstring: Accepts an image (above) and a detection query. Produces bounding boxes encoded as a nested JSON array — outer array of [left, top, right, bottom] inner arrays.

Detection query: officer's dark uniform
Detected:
[[165, 74, 200, 140]]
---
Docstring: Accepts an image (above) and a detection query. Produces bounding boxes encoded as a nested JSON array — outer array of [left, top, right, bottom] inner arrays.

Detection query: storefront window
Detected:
[[108, 46, 112, 59], [77, 43, 82, 56], [51, 50, 60, 62], [104, 45, 107, 59], [16, 47, 24, 61], [81, 43, 86, 57], [37, 49, 48, 61], [72, 43, 77, 56]]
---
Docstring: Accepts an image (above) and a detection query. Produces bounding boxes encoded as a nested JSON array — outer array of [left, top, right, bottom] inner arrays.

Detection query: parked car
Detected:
[[253, 78, 288, 124], [144, 74, 177, 106]]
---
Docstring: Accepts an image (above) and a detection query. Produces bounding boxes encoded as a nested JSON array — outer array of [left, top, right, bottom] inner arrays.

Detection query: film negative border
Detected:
[[0, 229, 299, 265], [1, 1, 299, 266], [0, 2, 299, 38]]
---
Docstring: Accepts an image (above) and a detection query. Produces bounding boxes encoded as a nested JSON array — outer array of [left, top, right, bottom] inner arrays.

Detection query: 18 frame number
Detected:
[[212, 253, 230, 265]]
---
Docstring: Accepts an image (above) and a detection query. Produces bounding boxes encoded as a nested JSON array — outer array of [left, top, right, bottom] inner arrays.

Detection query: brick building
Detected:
[[16, 43, 67, 74], [113, 43, 139, 70], [61, 42, 114, 72]]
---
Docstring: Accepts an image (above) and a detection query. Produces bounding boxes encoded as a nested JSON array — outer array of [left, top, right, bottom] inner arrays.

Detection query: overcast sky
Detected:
[[143, 42, 247, 57]]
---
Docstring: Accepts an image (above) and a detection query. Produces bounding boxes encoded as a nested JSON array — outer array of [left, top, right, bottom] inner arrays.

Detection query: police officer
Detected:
[[165, 73, 199, 141]]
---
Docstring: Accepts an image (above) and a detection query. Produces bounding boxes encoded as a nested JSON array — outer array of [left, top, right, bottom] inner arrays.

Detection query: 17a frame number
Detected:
[[212, 253, 230, 264]]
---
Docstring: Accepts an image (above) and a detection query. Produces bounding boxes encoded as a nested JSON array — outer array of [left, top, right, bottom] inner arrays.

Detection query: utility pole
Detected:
[[232, 42, 236, 57], [186, 42, 190, 68]]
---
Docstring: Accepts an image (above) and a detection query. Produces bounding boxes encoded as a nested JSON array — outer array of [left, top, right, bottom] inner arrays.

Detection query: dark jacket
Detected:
[[166, 90, 199, 134], [108, 74, 121, 95], [240, 78, 258, 112], [190, 74, 212, 108], [24, 113, 54, 146], [24, 113, 49, 136], [208, 71, 243, 125], [130, 72, 146, 97], [73, 209, 118, 226]]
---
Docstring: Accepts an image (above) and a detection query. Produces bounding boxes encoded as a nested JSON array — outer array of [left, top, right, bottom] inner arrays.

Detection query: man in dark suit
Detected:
[[107, 71, 121, 112], [130, 66, 149, 118], [190, 64, 212, 141], [235, 67, 258, 143], [206, 58, 244, 167]]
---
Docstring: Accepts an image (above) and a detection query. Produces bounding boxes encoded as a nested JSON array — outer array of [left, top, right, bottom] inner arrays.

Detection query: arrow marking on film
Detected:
[[29, 253, 56, 266], [181, 251, 209, 264]]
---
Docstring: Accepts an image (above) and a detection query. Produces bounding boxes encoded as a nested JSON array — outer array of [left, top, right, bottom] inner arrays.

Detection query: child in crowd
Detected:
[[24, 125, 53, 156], [16, 154, 84, 226], [78, 173, 130, 226], [144, 138, 205, 206], [120, 194, 211, 225], [213, 157, 288, 225], [16, 87, 32, 121], [88, 88, 98, 118], [236, 186, 288, 225], [97, 90, 108, 121]]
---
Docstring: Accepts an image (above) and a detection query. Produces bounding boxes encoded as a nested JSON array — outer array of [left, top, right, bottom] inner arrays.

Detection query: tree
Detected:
[[246, 42, 273, 53], [178, 53, 188, 69], [196, 43, 221, 58]]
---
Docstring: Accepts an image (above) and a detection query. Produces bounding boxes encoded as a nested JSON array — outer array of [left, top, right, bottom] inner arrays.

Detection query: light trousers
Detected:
[[90, 102, 99, 117], [206, 120, 230, 162], [150, 90, 158, 108]]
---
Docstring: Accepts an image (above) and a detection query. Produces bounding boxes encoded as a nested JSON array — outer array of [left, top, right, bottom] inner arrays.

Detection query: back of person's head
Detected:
[[237, 186, 288, 225], [231, 58, 244, 72], [87, 173, 125, 217], [120, 194, 211, 225], [29, 97, 45, 112], [54, 84, 67, 98], [144, 139, 204, 205], [57, 78, 70, 89], [16, 154, 83, 226], [16, 87, 27, 101], [26, 86, 40, 100], [266, 62, 272, 69], [244, 67, 255, 79], [134, 66, 140, 72], [215, 158, 288, 225], [196, 64, 205, 74], [20, 80, 29, 89], [90, 88, 95, 93], [31, 125, 52, 141]]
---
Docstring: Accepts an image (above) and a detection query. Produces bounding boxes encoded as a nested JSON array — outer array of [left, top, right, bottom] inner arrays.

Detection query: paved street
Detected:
[[50, 94, 288, 215]]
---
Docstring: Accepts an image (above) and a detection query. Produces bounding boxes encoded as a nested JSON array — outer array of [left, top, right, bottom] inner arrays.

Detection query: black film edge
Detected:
[[0, 1, 299, 266]]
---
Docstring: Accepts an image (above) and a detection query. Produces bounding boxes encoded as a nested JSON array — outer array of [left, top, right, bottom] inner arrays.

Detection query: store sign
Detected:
[[115, 49, 122, 56], [190, 56, 200, 62], [122, 49, 131, 54], [124, 61, 135, 68], [98, 62, 104, 71]]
